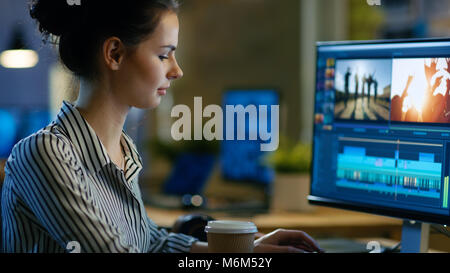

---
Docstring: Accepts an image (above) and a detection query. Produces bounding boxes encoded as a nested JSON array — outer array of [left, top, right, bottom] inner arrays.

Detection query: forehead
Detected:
[[148, 11, 179, 45]]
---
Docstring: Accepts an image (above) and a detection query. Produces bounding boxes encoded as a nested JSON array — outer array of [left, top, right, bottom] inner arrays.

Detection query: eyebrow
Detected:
[[160, 45, 177, 51]]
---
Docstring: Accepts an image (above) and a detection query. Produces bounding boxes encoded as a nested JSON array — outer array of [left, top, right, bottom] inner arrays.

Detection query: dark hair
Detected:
[[29, 0, 179, 79]]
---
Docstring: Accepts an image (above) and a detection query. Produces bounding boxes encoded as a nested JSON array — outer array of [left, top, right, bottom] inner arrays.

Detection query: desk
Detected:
[[356, 238, 444, 253], [145, 205, 404, 240], [0, 159, 5, 183]]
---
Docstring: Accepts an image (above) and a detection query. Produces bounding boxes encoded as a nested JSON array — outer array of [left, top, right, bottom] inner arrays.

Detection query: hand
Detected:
[[406, 75, 414, 88], [425, 58, 438, 84], [405, 75, 414, 93], [253, 229, 324, 253], [433, 76, 443, 92], [445, 58, 450, 74], [402, 75, 414, 98]]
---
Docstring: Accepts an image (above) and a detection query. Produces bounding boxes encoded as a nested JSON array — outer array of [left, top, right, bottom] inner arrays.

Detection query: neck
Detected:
[[75, 79, 130, 161]]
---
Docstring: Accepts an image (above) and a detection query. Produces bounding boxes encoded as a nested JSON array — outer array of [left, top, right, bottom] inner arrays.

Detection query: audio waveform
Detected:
[[336, 142, 442, 200]]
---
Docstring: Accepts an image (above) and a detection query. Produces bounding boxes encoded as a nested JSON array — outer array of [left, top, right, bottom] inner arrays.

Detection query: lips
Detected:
[[157, 87, 169, 96]]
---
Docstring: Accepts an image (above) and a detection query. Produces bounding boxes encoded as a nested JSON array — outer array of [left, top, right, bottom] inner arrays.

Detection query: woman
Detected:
[[1, 0, 323, 253]]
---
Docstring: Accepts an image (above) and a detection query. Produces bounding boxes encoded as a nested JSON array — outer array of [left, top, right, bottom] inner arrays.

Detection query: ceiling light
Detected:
[[0, 26, 39, 69]]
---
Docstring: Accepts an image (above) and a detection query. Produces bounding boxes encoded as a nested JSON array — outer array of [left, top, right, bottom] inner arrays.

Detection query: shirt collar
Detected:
[[55, 101, 143, 176]]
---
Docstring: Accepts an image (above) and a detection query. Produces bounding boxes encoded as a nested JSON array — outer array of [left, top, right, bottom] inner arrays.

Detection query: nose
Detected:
[[167, 58, 183, 80]]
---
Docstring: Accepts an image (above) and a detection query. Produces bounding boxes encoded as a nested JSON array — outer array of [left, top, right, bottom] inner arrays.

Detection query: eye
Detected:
[[159, 55, 169, 61]]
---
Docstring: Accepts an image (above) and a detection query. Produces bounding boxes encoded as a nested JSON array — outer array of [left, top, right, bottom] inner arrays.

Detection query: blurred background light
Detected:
[[0, 49, 39, 69], [0, 25, 38, 69]]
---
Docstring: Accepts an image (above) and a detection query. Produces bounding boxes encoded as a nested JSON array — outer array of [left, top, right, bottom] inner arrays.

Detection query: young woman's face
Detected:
[[114, 11, 183, 109]]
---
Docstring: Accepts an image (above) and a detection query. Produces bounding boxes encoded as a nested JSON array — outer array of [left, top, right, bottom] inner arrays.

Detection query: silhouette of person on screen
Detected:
[[405, 105, 419, 122], [354, 72, 359, 111], [391, 75, 413, 122], [344, 67, 351, 107], [422, 59, 445, 123], [441, 58, 450, 122]]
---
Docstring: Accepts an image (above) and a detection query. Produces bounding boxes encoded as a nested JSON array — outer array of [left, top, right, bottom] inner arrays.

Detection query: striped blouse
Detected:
[[1, 101, 198, 253]]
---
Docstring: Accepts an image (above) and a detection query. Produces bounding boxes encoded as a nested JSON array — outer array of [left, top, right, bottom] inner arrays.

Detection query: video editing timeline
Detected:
[[336, 137, 445, 208], [312, 131, 449, 215], [312, 41, 450, 218]]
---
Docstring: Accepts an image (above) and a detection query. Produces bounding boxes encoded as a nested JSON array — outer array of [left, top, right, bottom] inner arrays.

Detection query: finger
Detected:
[[293, 243, 316, 253], [296, 241, 326, 253], [255, 232, 265, 240], [255, 244, 306, 254], [277, 230, 322, 252], [290, 239, 325, 253], [289, 241, 321, 253], [281, 237, 318, 251], [295, 241, 326, 253]]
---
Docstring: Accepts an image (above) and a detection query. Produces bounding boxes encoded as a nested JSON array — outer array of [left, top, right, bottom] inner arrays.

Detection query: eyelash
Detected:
[[159, 55, 169, 61]]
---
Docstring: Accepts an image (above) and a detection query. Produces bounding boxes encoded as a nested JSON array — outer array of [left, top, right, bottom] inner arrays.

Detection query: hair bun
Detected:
[[30, 0, 85, 37]]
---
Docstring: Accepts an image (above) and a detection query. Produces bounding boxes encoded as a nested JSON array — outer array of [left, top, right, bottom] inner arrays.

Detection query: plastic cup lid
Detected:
[[204, 220, 258, 234]]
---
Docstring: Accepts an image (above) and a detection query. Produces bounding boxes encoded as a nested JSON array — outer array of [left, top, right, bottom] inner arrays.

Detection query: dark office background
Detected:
[[2, 0, 450, 146], [2, 0, 450, 251]]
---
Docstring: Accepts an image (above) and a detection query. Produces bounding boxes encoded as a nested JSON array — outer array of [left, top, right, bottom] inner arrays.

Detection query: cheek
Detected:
[[137, 60, 165, 89], [117, 54, 167, 108], [124, 52, 161, 83], [134, 62, 166, 107]]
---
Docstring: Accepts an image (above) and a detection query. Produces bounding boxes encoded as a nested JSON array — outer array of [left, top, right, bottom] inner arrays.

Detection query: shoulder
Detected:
[[7, 124, 79, 172]]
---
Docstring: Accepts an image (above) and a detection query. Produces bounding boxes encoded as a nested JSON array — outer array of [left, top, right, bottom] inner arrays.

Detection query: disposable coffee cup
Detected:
[[205, 220, 258, 253]]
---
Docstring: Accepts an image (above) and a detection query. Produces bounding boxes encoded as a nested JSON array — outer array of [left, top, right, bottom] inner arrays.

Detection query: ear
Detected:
[[102, 37, 126, 71]]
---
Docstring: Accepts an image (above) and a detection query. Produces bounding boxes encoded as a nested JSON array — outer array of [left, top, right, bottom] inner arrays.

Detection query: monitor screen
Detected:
[[310, 38, 450, 225], [0, 108, 19, 159], [220, 89, 278, 186], [0, 107, 51, 159]]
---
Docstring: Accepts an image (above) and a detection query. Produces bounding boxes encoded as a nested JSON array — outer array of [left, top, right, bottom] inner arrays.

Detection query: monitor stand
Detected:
[[400, 220, 430, 253]]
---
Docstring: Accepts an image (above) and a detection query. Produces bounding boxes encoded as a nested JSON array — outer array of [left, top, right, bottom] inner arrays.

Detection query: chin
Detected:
[[148, 101, 161, 109], [135, 97, 161, 109], [131, 89, 163, 109]]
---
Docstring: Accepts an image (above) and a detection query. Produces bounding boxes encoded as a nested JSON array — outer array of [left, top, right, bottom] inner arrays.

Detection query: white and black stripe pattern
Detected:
[[1, 101, 198, 253]]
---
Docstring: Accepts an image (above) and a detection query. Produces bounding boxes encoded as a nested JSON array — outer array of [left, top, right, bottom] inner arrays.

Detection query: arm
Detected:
[[254, 229, 324, 253], [10, 133, 139, 252], [401, 75, 414, 100], [144, 217, 199, 253], [190, 229, 325, 253], [425, 58, 438, 87], [443, 59, 450, 117]]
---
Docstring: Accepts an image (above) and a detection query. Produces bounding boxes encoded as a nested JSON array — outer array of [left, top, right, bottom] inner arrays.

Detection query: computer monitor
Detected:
[[0, 107, 50, 159], [0, 108, 18, 159], [309, 38, 450, 252], [220, 89, 278, 186]]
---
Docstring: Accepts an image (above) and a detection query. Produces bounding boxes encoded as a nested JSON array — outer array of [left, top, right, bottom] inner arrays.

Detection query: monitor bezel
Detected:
[[309, 37, 450, 226]]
